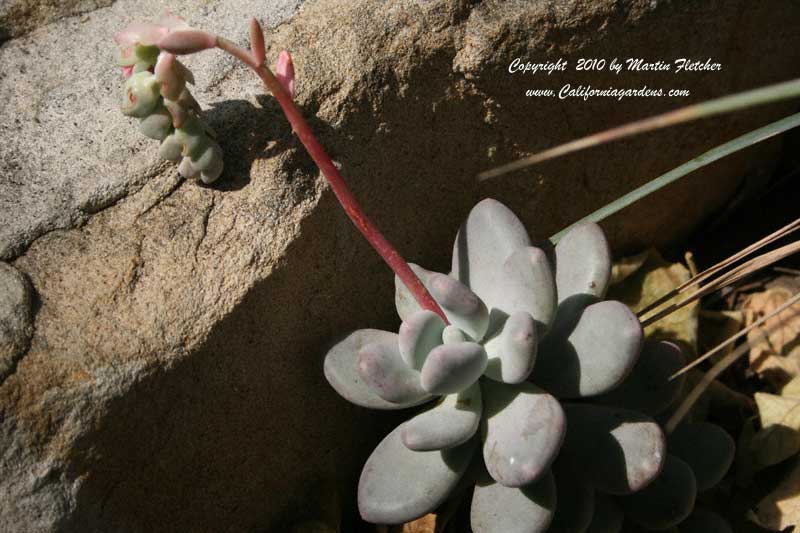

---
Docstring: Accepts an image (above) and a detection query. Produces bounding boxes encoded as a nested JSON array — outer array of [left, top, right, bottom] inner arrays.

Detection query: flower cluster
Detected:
[[115, 14, 223, 183]]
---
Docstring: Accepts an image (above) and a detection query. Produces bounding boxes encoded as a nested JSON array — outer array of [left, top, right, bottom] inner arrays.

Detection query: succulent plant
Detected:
[[114, 14, 224, 184], [324, 198, 736, 532]]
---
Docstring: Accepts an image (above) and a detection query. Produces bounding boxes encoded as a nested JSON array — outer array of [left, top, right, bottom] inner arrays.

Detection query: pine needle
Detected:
[[640, 240, 800, 328], [637, 217, 800, 318], [547, 112, 800, 243], [670, 292, 800, 380], [665, 302, 800, 434]]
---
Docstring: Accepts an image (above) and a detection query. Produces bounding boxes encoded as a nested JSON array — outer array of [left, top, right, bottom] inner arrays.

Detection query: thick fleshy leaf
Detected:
[[483, 310, 537, 383], [561, 404, 665, 494], [550, 460, 595, 533], [668, 422, 735, 491], [478, 246, 556, 330], [139, 107, 173, 141], [420, 342, 487, 395], [428, 272, 490, 339], [470, 471, 555, 533], [618, 455, 697, 530], [358, 425, 476, 524], [358, 340, 431, 404], [452, 199, 532, 298], [482, 380, 565, 487], [594, 340, 685, 415], [395, 264, 436, 321], [532, 300, 642, 398], [678, 508, 732, 533], [121, 71, 161, 118], [586, 492, 624, 533], [399, 310, 446, 370], [400, 382, 482, 451], [554, 222, 611, 304], [395, 266, 489, 340], [442, 325, 468, 344], [324, 330, 431, 409]]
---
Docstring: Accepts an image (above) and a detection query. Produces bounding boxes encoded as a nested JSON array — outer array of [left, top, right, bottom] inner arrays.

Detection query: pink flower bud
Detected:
[[249, 18, 266, 66], [158, 30, 217, 55], [276, 50, 295, 98]]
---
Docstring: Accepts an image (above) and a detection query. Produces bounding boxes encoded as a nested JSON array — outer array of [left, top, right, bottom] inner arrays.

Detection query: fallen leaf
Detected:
[[388, 514, 439, 533], [753, 393, 800, 468], [609, 250, 650, 285], [700, 309, 744, 363], [753, 455, 800, 530], [784, 375, 800, 399], [743, 285, 800, 385], [608, 249, 698, 358]]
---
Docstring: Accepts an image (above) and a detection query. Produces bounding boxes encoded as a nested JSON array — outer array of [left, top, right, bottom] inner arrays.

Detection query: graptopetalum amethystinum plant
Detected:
[[324, 199, 737, 532], [114, 13, 736, 533]]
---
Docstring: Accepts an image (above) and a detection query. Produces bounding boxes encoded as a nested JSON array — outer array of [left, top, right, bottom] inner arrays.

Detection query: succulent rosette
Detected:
[[114, 13, 224, 183], [324, 199, 735, 532]]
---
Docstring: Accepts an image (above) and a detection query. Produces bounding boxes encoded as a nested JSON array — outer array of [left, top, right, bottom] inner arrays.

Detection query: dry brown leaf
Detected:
[[756, 392, 800, 427], [744, 286, 800, 364], [782, 375, 800, 399], [608, 249, 698, 357], [753, 393, 800, 468], [388, 514, 439, 533], [753, 456, 800, 530], [609, 250, 650, 285], [700, 309, 744, 363]]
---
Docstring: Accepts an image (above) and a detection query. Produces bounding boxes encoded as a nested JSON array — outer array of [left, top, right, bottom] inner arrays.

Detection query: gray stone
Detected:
[[2, 0, 800, 530], [0, 261, 33, 380]]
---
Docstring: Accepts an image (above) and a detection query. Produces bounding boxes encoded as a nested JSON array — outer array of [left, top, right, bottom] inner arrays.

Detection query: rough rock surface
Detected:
[[1, 0, 800, 530], [0, 262, 33, 380]]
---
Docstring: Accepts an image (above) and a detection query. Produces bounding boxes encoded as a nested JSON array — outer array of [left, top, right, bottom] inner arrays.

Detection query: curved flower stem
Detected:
[[215, 34, 448, 323]]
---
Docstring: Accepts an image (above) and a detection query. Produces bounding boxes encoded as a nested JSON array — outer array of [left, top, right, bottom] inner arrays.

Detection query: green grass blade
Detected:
[[550, 112, 800, 243], [479, 78, 800, 181]]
